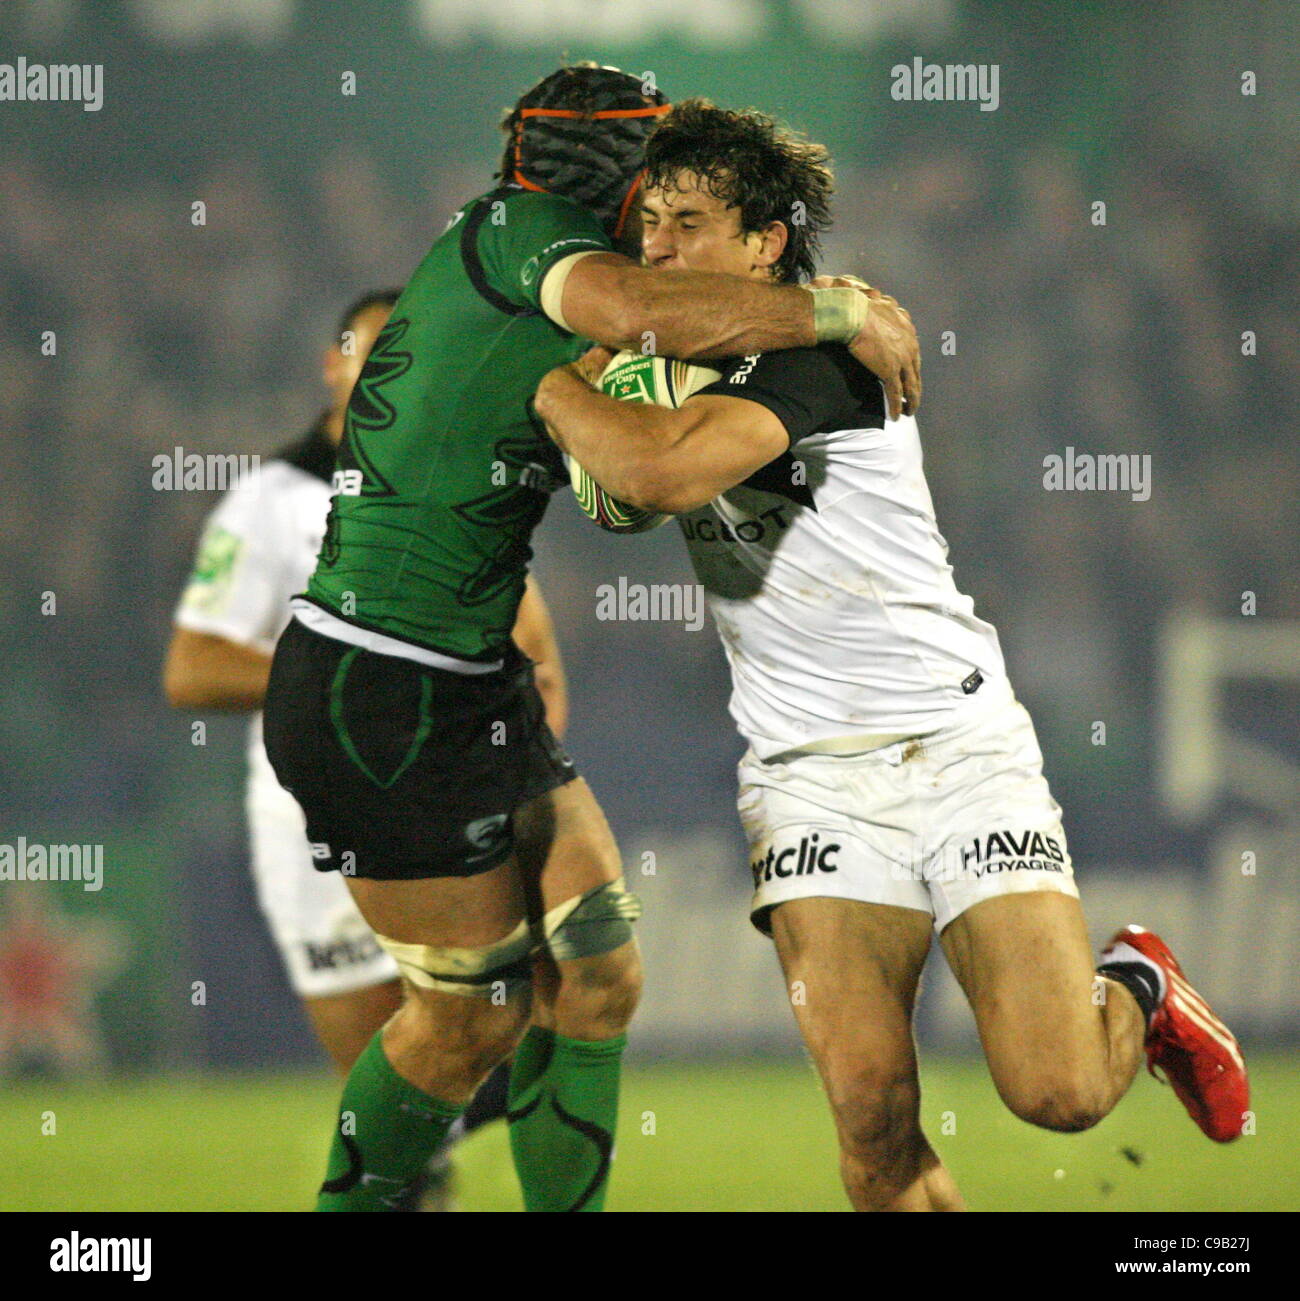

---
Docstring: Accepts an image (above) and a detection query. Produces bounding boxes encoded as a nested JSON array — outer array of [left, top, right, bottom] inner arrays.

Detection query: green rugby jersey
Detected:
[[304, 186, 609, 660]]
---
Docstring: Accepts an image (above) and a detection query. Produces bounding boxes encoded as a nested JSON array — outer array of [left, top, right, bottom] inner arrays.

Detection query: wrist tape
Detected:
[[811, 286, 869, 343]]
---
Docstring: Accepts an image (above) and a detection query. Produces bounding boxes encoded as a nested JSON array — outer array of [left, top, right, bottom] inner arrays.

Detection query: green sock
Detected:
[[507, 1026, 628, 1212], [316, 1032, 465, 1212]]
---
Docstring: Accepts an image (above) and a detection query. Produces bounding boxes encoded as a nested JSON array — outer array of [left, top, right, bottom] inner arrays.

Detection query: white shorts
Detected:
[[738, 695, 1078, 935], [246, 756, 399, 998]]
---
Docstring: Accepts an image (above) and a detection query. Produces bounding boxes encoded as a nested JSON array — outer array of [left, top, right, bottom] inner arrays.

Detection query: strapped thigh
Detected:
[[376, 876, 642, 994], [375, 919, 535, 998], [542, 877, 642, 962]]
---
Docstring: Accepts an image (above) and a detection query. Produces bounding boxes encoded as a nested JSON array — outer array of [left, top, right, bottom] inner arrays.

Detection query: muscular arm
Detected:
[[559, 253, 817, 362], [163, 626, 271, 712], [536, 364, 788, 516], [514, 574, 569, 738], [555, 255, 920, 418]]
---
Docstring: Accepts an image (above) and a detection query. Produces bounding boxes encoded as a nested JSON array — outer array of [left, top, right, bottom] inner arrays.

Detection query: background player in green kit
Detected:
[[263, 62, 922, 1212]]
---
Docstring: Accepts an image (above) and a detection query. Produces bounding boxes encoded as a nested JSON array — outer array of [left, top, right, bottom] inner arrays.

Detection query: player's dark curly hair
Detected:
[[642, 99, 833, 284]]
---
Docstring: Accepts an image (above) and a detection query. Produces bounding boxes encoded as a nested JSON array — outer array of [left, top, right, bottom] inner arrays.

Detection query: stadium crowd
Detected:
[[1, 115, 1294, 862]]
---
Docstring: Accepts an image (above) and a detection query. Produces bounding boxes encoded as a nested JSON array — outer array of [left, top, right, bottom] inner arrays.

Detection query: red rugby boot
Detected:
[[1101, 924, 1249, 1143]]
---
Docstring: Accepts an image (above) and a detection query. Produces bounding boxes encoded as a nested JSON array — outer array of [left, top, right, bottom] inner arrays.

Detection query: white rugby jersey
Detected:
[[680, 345, 1009, 760], [173, 420, 335, 778]]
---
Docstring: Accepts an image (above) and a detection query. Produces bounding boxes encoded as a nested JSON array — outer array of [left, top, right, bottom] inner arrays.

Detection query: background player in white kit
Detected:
[[163, 291, 565, 1186], [537, 101, 1249, 1211]]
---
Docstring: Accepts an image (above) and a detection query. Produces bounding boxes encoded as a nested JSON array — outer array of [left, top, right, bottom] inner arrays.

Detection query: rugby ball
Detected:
[[566, 352, 722, 533]]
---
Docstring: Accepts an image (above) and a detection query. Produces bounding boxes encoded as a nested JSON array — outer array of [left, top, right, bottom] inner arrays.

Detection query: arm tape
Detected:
[[539, 249, 608, 332]]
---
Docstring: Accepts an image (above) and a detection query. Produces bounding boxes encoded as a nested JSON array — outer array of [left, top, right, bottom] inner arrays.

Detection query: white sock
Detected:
[[1100, 939, 1167, 1003]]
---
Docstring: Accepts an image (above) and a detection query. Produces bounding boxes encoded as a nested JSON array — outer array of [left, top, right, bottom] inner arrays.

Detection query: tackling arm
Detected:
[[536, 364, 787, 516], [558, 254, 815, 361], [552, 254, 920, 419]]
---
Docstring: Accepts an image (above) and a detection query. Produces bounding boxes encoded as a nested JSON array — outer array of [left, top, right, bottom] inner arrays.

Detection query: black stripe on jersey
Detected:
[[703, 343, 887, 446], [461, 187, 539, 319], [825, 346, 888, 435], [662, 357, 678, 407], [669, 357, 817, 507], [273, 414, 336, 484], [741, 452, 815, 509]]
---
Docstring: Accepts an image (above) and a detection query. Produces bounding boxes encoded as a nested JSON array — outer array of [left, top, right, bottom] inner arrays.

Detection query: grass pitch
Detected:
[[3, 1054, 1294, 1212]]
